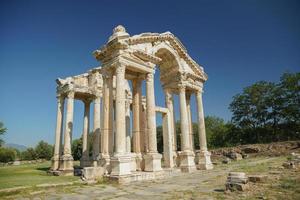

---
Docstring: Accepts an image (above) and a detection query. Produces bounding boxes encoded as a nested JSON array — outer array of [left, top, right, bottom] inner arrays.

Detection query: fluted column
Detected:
[[196, 91, 207, 151], [51, 95, 64, 170], [93, 95, 101, 166], [164, 89, 176, 154], [132, 78, 143, 170], [110, 65, 132, 176], [186, 94, 194, 151], [132, 79, 141, 154], [125, 100, 131, 153], [101, 74, 112, 157], [108, 76, 114, 155], [114, 66, 126, 155], [146, 73, 157, 153], [179, 86, 190, 152], [81, 99, 91, 167], [60, 92, 74, 173], [195, 89, 213, 170], [144, 72, 162, 172], [178, 85, 196, 172]]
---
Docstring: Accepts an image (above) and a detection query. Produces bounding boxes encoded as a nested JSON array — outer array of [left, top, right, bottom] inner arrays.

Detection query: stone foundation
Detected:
[[107, 168, 181, 184], [196, 150, 213, 170], [179, 151, 196, 172], [144, 153, 162, 172], [110, 155, 132, 176]]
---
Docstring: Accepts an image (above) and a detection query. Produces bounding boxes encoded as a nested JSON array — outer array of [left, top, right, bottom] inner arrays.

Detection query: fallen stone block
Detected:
[[248, 175, 268, 183], [225, 182, 249, 191], [226, 172, 249, 191]]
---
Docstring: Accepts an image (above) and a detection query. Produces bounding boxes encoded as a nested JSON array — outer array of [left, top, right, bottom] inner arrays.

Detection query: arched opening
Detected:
[[153, 47, 181, 168]]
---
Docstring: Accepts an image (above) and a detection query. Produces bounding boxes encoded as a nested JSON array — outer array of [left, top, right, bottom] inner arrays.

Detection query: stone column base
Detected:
[[179, 151, 196, 173], [99, 154, 111, 174], [130, 153, 137, 172], [59, 154, 74, 176], [195, 150, 213, 170], [51, 155, 60, 170], [110, 154, 132, 176], [80, 156, 91, 168], [144, 153, 162, 172], [135, 153, 143, 171], [173, 151, 178, 167]]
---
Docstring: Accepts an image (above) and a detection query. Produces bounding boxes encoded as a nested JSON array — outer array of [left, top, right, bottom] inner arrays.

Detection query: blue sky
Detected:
[[0, 0, 299, 147]]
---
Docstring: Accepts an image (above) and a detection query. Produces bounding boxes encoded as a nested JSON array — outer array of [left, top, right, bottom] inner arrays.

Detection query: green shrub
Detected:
[[0, 147, 16, 163]]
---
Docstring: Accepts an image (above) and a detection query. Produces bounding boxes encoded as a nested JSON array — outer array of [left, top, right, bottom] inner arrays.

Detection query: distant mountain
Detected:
[[4, 143, 27, 151]]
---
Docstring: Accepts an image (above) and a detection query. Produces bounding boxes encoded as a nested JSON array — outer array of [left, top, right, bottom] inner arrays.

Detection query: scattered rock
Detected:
[[248, 175, 268, 183], [222, 158, 231, 164], [242, 153, 248, 159], [242, 146, 260, 154], [283, 161, 296, 169], [228, 152, 243, 161], [13, 160, 21, 166]]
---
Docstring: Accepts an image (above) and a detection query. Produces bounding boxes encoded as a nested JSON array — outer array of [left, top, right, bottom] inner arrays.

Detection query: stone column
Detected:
[[162, 112, 175, 168], [125, 100, 131, 154], [60, 92, 74, 175], [93, 95, 101, 166], [100, 74, 112, 169], [108, 76, 114, 155], [186, 94, 194, 151], [144, 72, 162, 172], [51, 95, 64, 171], [164, 89, 176, 167], [195, 90, 213, 170], [80, 99, 91, 167], [110, 65, 131, 176], [132, 79, 143, 170], [178, 86, 196, 172]]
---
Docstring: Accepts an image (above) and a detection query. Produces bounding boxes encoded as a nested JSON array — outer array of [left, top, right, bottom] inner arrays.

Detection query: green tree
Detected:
[[72, 138, 83, 160], [0, 122, 7, 147], [229, 72, 300, 144], [20, 147, 37, 160], [205, 116, 231, 148], [35, 141, 53, 160]]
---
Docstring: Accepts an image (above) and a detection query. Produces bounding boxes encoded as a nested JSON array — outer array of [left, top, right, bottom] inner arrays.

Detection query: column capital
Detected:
[[115, 65, 125, 75], [196, 88, 204, 95], [66, 91, 75, 99], [178, 84, 186, 92], [56, 94, 65, 102], [146, 72, 154, 82]]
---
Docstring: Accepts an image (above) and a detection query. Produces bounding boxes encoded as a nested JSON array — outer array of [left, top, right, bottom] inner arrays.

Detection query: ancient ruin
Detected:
[[50, 25, 213, 182]]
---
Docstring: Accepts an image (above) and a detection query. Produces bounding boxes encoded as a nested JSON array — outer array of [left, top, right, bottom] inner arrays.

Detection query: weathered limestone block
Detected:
[[196, 150, 213, 170], [82, 167, 106, 183], [225, 172, 249, 192], [179, 151, 196, 172], [110, 155, 132, 176], [144, 153, 162, 172]]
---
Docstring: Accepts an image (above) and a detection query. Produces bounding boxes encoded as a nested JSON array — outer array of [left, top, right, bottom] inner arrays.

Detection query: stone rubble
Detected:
[[225, 172, 249, 191]]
